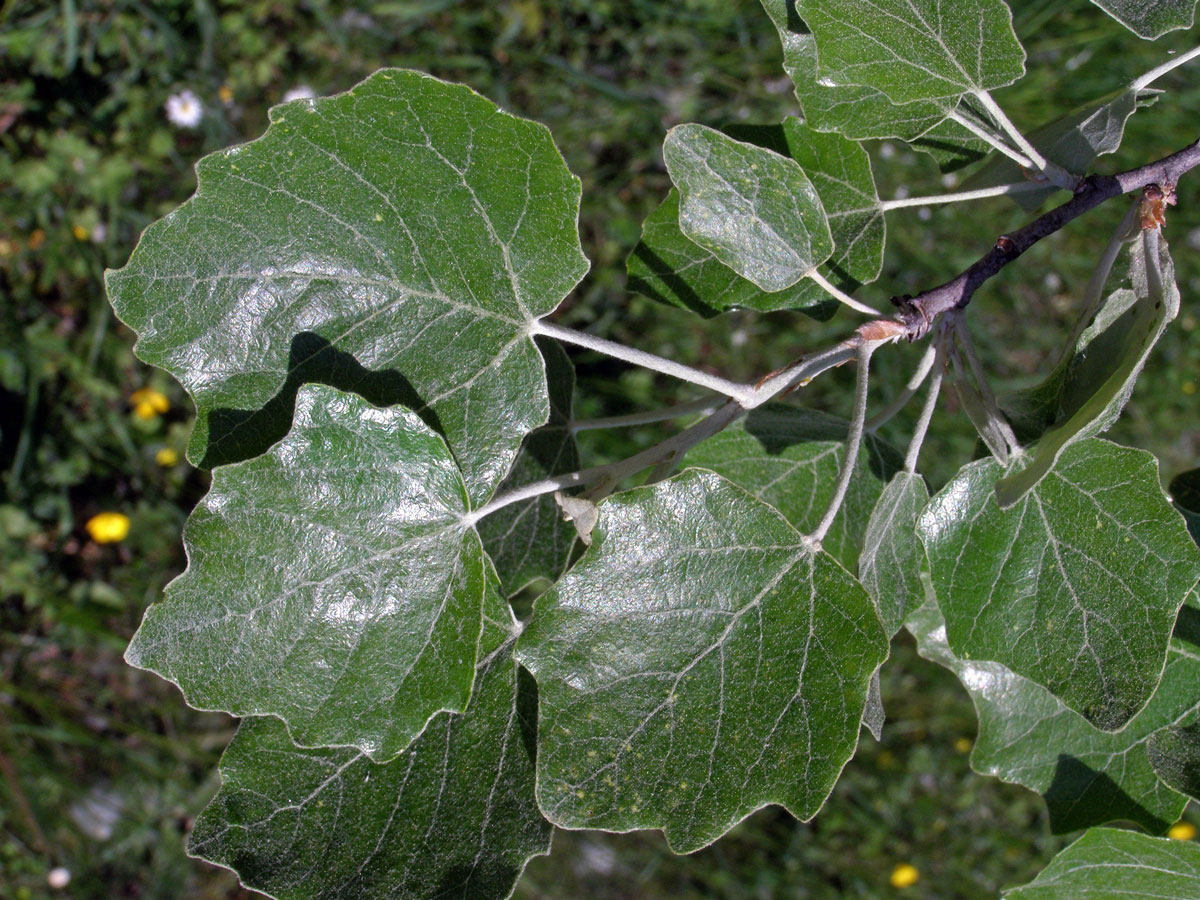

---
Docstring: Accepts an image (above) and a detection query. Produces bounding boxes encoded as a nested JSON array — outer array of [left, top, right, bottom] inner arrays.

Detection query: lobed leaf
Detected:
[[1003, 827, 1200, 899], [126, 385, 487, 762], [663, 124, 833, 293], [477, 338, 580, 596], [995, 231, 1179, 507], [920, 438, 1200, 732], [106, 68, 589, 505], [516, 469, 888, 853], [910, 594, 1200, 833], [629, 119, 883, 316], [793, 0, 1026, 105], [1089, 0, 1198, 38], [858, 471, 931, 637], [682, 405, 901, 572], [189, 574, 552, 900]]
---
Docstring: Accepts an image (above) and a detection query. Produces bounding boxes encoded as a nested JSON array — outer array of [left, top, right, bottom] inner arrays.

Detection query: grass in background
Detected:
[[1, 1, 1196, 897]]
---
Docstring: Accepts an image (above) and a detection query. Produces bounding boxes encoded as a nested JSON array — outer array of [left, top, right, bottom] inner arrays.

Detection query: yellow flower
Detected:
[[86, 512, 130, 544], [155, 447, 179, 467], [28, 228, 45, 250], [1168, 822, 1197, 841], [890, 863, 919, 889], [954, 737, 973, 754], [218, 84, 234, 105], [1183, 381, 1196, 396], [130, 388, 170, 419], [72, 224, 89, 241]]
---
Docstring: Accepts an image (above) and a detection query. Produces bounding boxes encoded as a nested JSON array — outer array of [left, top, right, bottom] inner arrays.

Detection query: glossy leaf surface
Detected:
[[794, 0, 1025, 104], [190, 580, 551, 900], [1089, 0, 1198, 38], [858, 471, 930, 636], [921, 439, 1200, 731], [682, 405, 901, 571], [629, 119, 882, 316], [516, 470, 888, 852], [127, 385, 486, 761], [1004, 828, 1200, 899], [910, 595, 1198, 833], [106, 69, 589, 504], [663, 124, 833, 292]]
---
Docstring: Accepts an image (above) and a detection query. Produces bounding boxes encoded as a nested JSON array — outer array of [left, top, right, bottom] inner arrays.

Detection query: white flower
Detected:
[[90, 222, 107, 244], [283, 85, 316, 103], [48, 868, 71, 889], [165, 90, 203, 128]]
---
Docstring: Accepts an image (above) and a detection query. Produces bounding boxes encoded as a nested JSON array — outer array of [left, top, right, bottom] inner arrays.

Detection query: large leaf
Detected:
[[1003, 827, 1200, 900], [682, 405, 901, 572], [910, 594, 1199, 834], [662, 124, 833, 293], [858, 472, 930, 636], [629, 119, 882, 316], [127, 385, 487, 762], [515, 469, 888, 853], [920, 438, 1200, 732], [793, 0, 1025, 105], [477, 337, 579, 596], [1089, 0, 1198, 38], [106, 68, 589, 505], [995, 232, 1179, 507], [189, 576, 552, 900]]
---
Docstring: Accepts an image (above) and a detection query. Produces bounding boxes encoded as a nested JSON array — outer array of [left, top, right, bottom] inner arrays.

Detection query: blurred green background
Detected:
[[1, 1, 1197, 897]]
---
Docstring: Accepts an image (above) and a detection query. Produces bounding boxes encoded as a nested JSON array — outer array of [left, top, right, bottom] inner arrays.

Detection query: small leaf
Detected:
[[862, 670, 885, 741], [106, 69, 589, 505], [516, 469, 888, 852], [858, 471, 931, 636], [995, 232, 1179, 507], [793, 0, 1026, 104], [910, 594, 1199, 834], [663, 124, 833, 292], [1089, 0, 1198, 38], [630, 119, 883, 316], [1003, 827, 1200, 900], [921, 438, 1200, 732], [127, 385, 487, 762], [189, 573, 552, 900], [682, 405, 902, 572], [477, 337, 579, 596]]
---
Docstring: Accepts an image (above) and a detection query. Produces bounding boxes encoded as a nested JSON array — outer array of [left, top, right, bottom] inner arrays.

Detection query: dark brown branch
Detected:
[[895, 139, 1200, 339]]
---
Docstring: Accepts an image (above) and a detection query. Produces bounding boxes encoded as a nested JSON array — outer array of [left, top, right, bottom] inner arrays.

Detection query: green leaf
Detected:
[[106, 69, 589, 505], [995, 232, 1179, 507], [967, 88, 1158, 212], [921, 438, 1200, 732], [1089, 0, 1198, 38], [629, 119, 883, 316], [189, 574, 552, 900], [515, 469, 888, 853], [663, 124, 833, 293], [1003, 827, 1200, 900], [858, 471, 930, 637], [1149, 722, 1200, 802], [909, 595, 1199, 834], [682, 405, 901, 572], [477, 337, 579, 596], [793, 0, 1026, 105], [126, 385, 487, 762]]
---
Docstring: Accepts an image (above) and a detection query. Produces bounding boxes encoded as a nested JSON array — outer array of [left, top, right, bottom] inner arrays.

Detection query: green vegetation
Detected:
[[2, 2, 1197, 898]]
